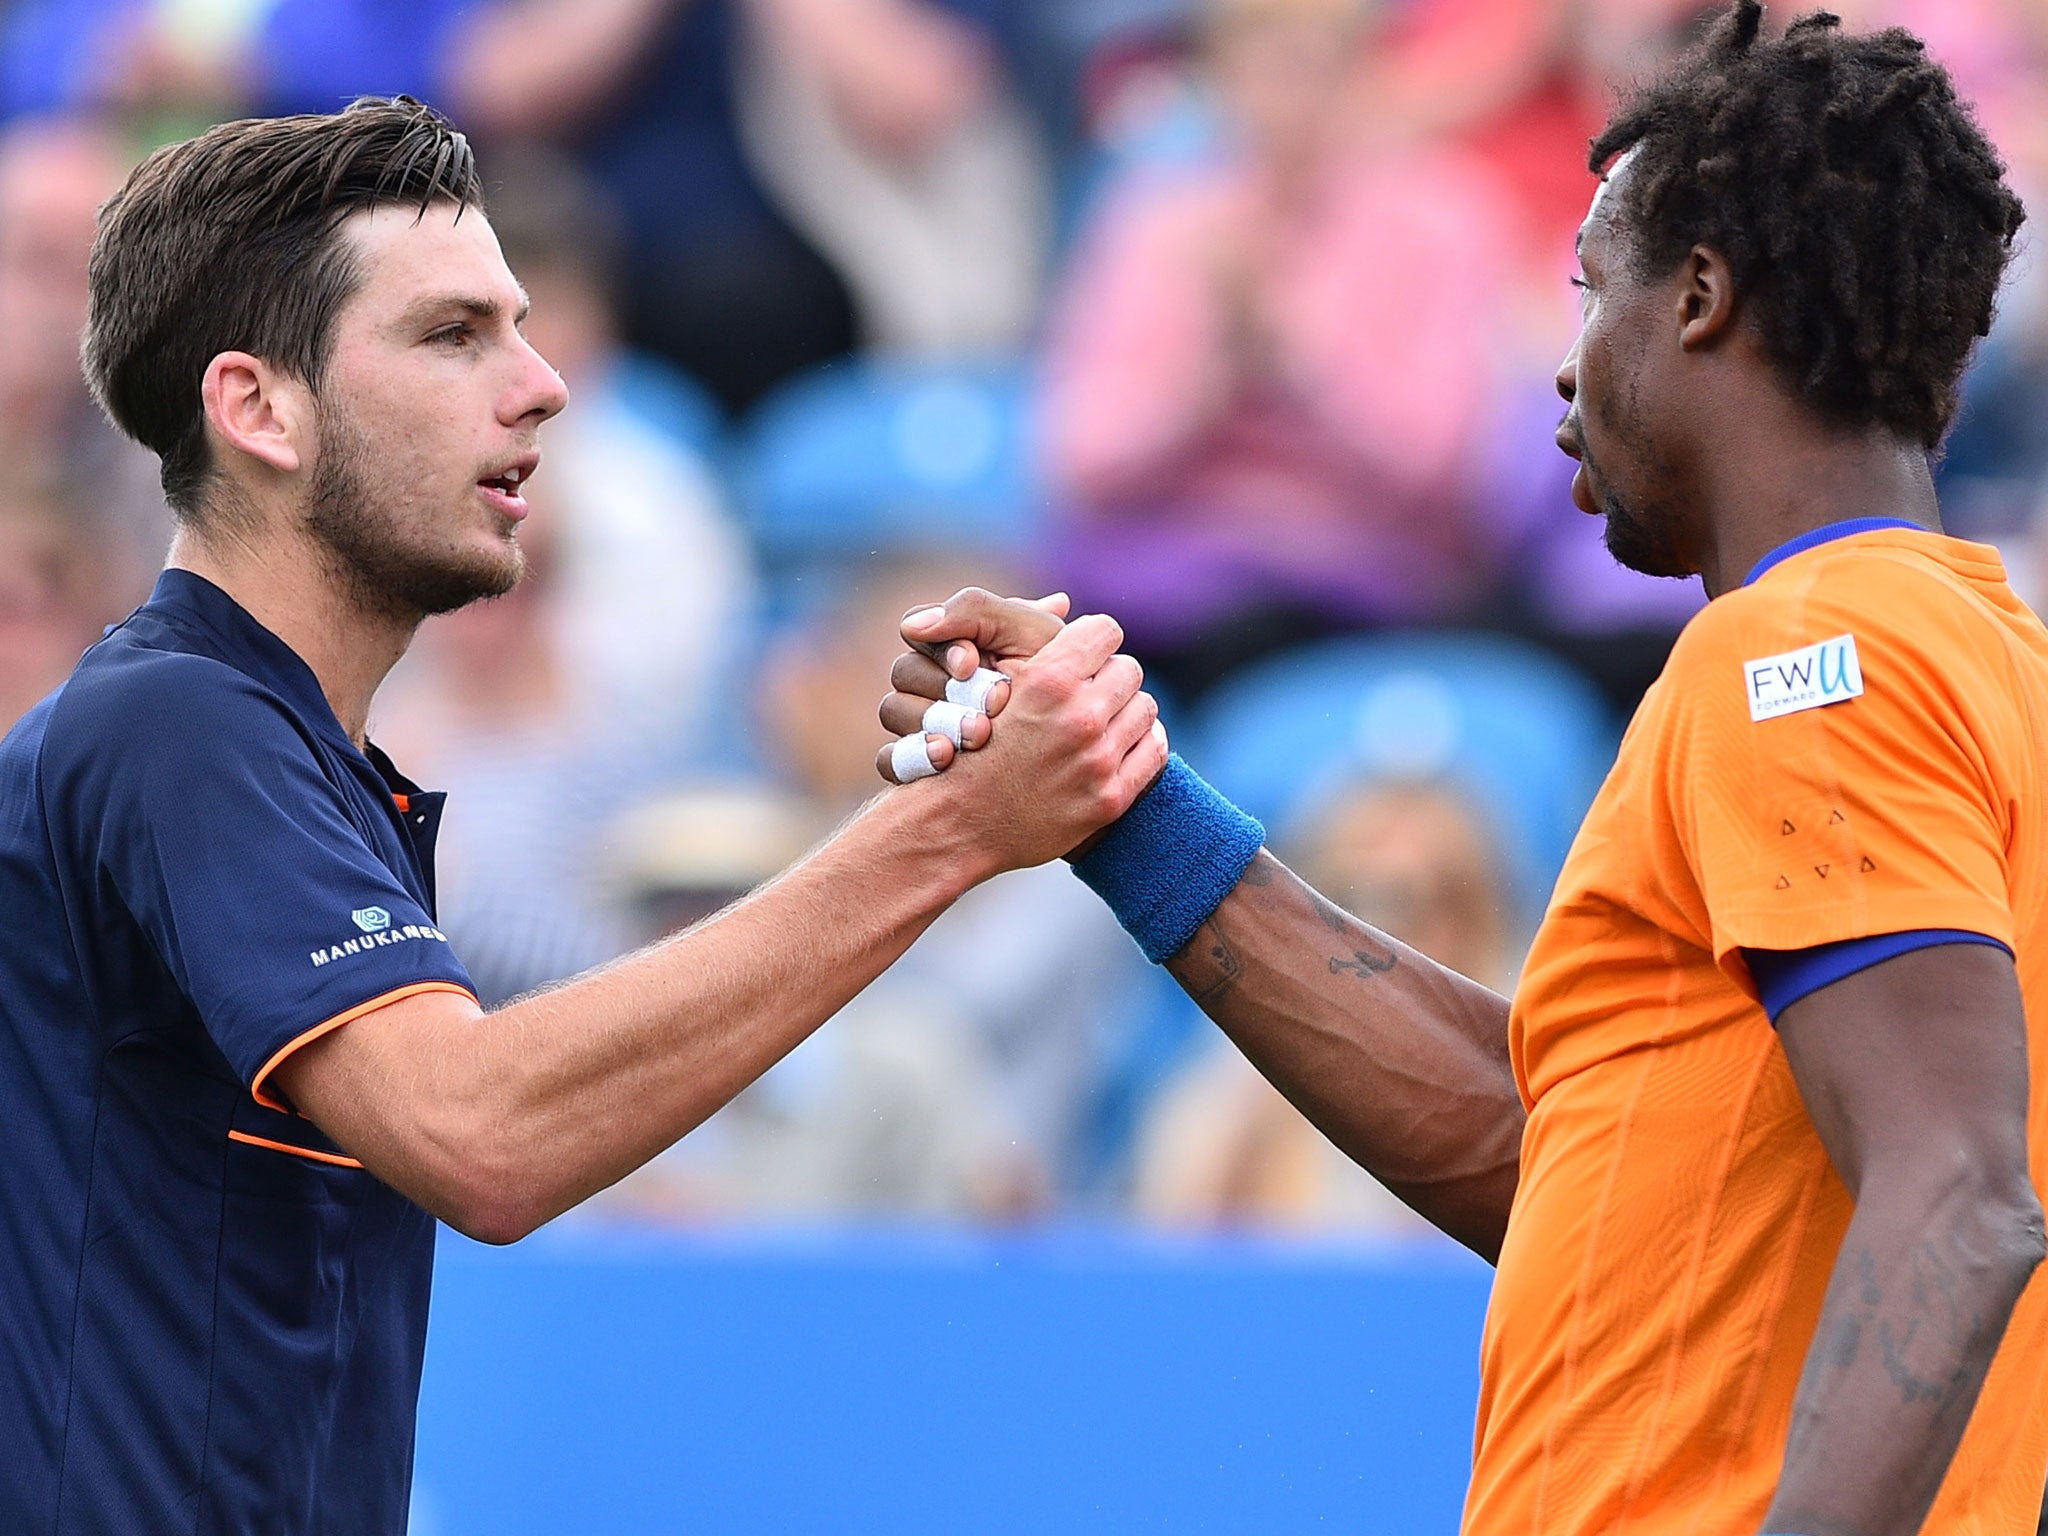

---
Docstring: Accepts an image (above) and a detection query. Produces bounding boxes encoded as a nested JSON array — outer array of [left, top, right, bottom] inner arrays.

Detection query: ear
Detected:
[[200, 351, 309, 477], [1677, 245, 1738, 350]]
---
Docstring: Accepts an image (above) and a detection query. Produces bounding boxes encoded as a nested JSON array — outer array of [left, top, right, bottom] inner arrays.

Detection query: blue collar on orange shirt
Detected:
[[1743, 516, 1927, 587]]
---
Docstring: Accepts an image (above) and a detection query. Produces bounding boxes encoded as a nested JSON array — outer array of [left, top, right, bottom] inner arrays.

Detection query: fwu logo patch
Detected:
[[1746, 634, 1863, 722], [352, 907, 391, 933]]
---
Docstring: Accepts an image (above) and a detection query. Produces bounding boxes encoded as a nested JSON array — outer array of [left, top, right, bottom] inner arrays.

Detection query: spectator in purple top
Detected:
[[1039, 0, 1519, 698]]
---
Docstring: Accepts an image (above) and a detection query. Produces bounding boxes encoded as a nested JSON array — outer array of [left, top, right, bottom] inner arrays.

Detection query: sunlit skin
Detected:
[[171, 201, 568, 744]]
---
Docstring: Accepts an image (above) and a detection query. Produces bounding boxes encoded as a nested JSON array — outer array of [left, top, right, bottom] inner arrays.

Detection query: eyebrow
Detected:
[[400, 289, 532, 329]]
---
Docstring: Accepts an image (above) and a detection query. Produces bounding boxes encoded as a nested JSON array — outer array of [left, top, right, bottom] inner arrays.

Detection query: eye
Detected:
[[427, 323, 474, 348], [1568, 275, 1591, 293]]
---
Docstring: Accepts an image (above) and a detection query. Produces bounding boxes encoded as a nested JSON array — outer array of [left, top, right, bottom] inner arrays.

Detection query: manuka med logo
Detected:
[[311, 911, 450, 968]]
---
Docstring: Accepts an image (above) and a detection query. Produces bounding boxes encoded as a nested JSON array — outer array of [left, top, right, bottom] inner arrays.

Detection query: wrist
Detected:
[[1071, 755, 1264, 963], [871, 775, 1001, 899]]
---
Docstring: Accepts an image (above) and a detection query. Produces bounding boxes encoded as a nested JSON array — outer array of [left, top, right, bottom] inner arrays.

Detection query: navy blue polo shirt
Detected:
[[0, 569, 478, 1535]]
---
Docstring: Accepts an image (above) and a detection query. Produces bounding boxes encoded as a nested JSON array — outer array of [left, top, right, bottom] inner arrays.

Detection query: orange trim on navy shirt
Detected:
[[250, 981, 478, 1114], [391, 793, 411, 813], [227, 1129, 365, 1169]]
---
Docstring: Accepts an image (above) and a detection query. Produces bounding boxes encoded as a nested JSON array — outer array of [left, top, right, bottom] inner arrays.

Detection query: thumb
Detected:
[[902, 586, 1067, 664]]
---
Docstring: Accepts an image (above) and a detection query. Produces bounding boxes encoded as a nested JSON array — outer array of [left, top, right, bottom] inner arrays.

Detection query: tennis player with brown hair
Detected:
[[0, 96, 1164, 1534]]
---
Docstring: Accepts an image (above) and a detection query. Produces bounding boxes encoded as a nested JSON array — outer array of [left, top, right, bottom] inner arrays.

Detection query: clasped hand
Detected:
[[874, 589, 1167, 866]]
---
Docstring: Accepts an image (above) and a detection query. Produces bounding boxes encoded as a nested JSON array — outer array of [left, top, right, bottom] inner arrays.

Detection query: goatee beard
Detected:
[[304, 416, 524, 624], [1601, 498, 1692, 580]]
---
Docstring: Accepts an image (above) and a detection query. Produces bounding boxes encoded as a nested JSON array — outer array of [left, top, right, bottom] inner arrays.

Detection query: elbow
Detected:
[[1866, 1147, 2046, 1300], [441, 1188, 546, 1248], [415, 1110, 557, 1246], [1940, 1167, 2046, 1296], [1969, 1154, 2046, 1281], [1994, 1187, 2048, 1281]]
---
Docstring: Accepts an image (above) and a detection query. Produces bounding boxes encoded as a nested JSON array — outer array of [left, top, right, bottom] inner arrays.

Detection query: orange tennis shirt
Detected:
[[1466, 526, 2048, 1534]]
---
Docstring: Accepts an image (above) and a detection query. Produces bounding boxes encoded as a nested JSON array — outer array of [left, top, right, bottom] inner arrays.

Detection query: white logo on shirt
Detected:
[[309, 922, 449, 967], [1745, 634, 1863, 722], [352, 906, 391, 933]]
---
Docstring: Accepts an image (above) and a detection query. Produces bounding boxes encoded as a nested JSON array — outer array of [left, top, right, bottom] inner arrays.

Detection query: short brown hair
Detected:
[[83, 96, 482, 518]]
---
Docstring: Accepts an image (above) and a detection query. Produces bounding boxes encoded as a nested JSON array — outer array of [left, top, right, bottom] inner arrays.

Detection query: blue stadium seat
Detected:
[[1184, 633, 1621, 918], [608, 352, 728, 459], [739, 358, 1045, 564]]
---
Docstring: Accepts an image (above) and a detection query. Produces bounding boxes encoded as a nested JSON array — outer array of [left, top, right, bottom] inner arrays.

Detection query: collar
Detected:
[[1742, 517, 1927, 587], [132, 569, 357, 755]]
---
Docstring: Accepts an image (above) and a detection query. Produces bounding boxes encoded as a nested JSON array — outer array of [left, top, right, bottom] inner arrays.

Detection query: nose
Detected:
[[507, 335, 570, 426], [1555, 336, 1579, 406]]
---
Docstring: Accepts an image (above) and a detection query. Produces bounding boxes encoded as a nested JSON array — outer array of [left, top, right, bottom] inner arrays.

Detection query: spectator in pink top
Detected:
[[1040, 0, 1518, 696]]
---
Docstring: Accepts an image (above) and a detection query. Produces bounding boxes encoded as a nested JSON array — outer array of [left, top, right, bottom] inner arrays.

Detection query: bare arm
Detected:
[[882, 591, 1524, 1259], [277, 616, 1167, 1243], [441, 0, 689, 141], [746, 0, 994, 161], [1164, 851, 1520, 1260], [1764, 942, 2046, 1536]]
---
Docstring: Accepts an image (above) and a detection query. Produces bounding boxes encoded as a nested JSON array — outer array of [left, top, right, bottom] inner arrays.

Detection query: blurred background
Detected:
[[1, 0, 2042, 1526]]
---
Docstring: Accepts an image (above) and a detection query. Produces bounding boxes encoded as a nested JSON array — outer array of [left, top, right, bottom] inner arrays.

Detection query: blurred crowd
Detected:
[[3, 0, 2045, 1237]]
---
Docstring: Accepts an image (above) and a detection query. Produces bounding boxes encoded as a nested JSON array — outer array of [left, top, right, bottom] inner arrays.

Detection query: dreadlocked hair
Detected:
[[1589, 0, 2025, 450]]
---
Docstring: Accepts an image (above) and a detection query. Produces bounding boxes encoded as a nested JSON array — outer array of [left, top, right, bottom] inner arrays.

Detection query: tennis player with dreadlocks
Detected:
[[885, 4, 2048, 1530]]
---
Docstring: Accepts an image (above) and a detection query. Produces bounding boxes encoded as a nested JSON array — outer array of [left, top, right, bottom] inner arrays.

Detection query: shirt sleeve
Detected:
[[1743, 930, 2011, 1021], [1662, 572, 2017, 978], [51, 654, 476, 1101]]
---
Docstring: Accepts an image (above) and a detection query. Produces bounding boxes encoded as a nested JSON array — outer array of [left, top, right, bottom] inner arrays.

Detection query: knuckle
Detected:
[[1094, 615, 1125, 650], [889, 654, 921, 690]]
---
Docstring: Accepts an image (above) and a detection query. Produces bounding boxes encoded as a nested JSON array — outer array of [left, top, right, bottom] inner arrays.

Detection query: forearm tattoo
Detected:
[[1173, 921, 1244, 1005]]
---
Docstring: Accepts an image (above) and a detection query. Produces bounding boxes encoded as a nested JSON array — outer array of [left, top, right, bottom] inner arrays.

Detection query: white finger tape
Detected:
[[891, 733, 941, 783], [921, 700, 975, 748], [946, 668, 1008, 712]]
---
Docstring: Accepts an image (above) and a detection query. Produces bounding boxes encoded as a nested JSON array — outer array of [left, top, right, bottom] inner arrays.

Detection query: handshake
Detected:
[[870, 587, 1172, 871]]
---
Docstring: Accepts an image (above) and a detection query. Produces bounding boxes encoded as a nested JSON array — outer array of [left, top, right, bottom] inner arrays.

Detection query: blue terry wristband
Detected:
[[1070, 755, 1266, 964]]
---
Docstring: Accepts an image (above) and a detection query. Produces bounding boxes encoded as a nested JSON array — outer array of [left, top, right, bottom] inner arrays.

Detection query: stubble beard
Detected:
[[1600, 486, 1692, 580], [1580, 410, 1691, 581], [304, 406, 524, 626]]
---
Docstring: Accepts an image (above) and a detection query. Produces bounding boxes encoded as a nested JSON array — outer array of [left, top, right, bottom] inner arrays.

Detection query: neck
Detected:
[[166, 519, 417, 749], [1693, 418, 1941, 598]]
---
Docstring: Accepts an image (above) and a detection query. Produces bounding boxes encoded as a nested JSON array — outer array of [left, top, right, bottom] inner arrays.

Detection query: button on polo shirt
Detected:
[[0, 569, 478, 1535]]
